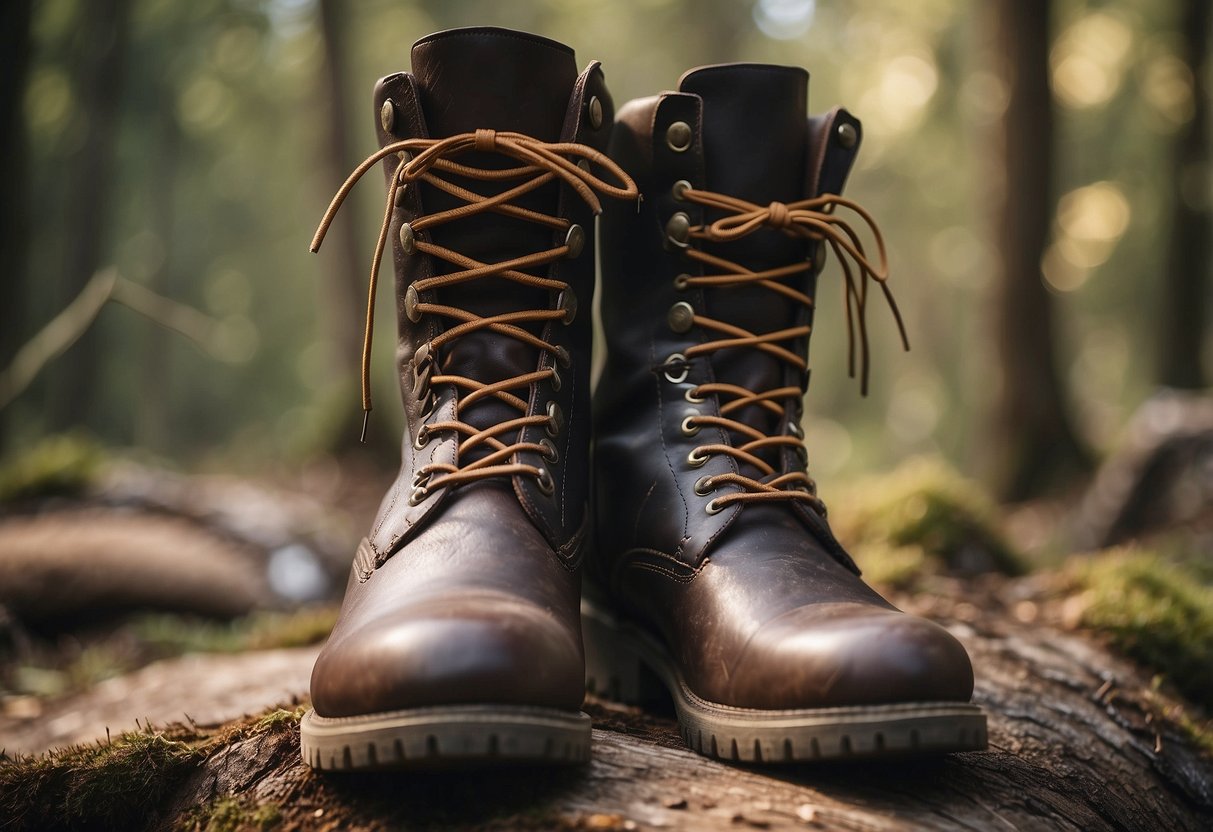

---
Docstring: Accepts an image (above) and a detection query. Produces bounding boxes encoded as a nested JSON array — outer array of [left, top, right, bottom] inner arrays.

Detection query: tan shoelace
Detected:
[[673, 187, 908, 512], [312, 128, 637, 496]]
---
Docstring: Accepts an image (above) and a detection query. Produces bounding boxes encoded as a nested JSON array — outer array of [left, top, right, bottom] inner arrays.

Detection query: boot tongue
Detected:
[[678, 65, 811, 470], [411, 27, 577, 140], [409, 29, 578, 459]]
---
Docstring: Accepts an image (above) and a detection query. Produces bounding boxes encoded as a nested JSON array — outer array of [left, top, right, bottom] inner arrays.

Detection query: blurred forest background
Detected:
[[0, 0, 1210, 500]]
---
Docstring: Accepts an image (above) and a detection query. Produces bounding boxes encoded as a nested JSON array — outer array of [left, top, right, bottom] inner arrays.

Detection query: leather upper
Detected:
[[591, 65, 975, 710]]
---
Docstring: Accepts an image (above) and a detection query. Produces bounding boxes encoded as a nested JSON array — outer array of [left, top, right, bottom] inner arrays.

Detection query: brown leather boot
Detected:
[[302, 27, 636, 770], [586, 64, 986, 762]]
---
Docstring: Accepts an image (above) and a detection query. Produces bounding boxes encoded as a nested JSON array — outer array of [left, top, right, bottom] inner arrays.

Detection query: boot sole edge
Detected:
[[300, 705, 591, 770], [582, 597, 988, 763]]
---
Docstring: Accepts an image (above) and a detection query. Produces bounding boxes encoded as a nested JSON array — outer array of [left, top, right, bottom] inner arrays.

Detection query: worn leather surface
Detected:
[[311, 28, 610, 717], [591, 64, 975, 710]]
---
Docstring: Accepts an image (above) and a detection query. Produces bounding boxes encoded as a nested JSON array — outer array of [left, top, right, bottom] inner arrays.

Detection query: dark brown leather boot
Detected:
[[586, 64, 986, 762], [302, 27, 636, 770]]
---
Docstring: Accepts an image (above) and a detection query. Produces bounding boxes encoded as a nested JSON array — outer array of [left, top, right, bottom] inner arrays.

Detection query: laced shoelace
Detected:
[[672, 187, 909, 512], [312, 128, 638, 497]]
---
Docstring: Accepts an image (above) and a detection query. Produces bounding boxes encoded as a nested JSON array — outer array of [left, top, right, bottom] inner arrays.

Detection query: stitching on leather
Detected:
[[559, 356, 576, 529], [652, 338, 690, 544]]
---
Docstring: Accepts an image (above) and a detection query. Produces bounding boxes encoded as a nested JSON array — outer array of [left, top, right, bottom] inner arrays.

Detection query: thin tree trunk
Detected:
[[46, 0, 132, 432], [989, 0, 1091, 501], [0, 0, 34, 447], [1158, 0, 1211, 390]]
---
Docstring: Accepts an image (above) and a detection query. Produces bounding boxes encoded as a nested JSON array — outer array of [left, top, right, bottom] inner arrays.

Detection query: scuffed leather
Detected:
[[591, 64, 975, 710], [311, 28, 609, 718]]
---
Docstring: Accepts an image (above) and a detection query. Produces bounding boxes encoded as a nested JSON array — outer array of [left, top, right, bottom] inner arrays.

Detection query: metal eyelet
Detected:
[[545, 401, 563, 437], [685, 387, 706, 404], [667, 120, 692, 152], [588, 96, 604, 130], [411, 469, 431, 489], [673, 273, 691, 291], [536, 467, 555, 495], [788, 420, 804, 439], [399, 222, 416, 254], [404, 285, 422, 322], [667, 301, 694, 333], [555, 346, 571, 368], [665, 212, 691, 248], [687, 448, 708, 468], [540, 437, 559, 463], [705, 498, 725, 515], [550, 367, 562, 391], [663, 353, 689, 384], [380, 100, 396, 134], [564, 224, 585, 258], [693, 475, 714, 496], [836, 121, 858, 149], [408, 485, 428, 506], [672, 179, 691, 201], [680, 414, 700, 437], [413, 425, 430, 450], [558, 288, 578, 324]]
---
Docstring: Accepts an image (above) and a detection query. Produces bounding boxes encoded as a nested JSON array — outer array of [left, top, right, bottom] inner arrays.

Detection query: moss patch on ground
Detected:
[[1061, 549, 1213, 710], [0, 434, 105, 504], [831, 457, 1025, 585], [186, 796, 283, 832], [0, 707, 303, 832]]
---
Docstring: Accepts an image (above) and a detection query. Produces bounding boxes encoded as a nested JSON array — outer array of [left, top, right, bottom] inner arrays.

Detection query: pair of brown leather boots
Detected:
[[302, 26, 985, 770]]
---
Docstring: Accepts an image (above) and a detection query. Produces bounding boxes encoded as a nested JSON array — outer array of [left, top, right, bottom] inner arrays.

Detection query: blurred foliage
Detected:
[[832, 456, 1025, 581], [4, 0, 1209, 478], [1062, 548, 1213, 708], [0, 433, 105, 503]]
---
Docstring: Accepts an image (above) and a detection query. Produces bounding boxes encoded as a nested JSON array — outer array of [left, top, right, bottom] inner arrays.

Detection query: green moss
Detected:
[[131, 606, 338, 655], [189, 797, 282, 832], [252, 706, 306, 731], [0, 724, 206, 831], [0, 433, 105, 503], [833, 457, 1024, 579], [851, 542, 933, 591], [1065, 550, 1213, 709]]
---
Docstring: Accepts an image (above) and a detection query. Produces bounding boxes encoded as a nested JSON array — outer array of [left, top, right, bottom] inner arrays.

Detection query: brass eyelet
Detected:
[[663, 353, 689, 384], [687, 448, 708, 468], [399, 222, 416, 254], [404, 285, 422, 322], [588, 96, 604, 130], [665, 212, 691, 248], [545, 401, 563, 437], [411, 469, 431, 489], [680, 414, 700, 437], [672, 179, 691, 201], [540, 437, 559, 463], [558, 288, 578, 324], [666, 120, 692, 152], [536, 467, 555, 495], [685, 387, 706, 404], [693, 475, 714, 496], [413, 425, 430, 450], [408, 485, 428, 506], [564, 224, 585, 259], [705, 498, 725, 515], [667, 301, 694, 333], [550, 367, 562, 392], [673, 273, 691, 291], [555, 346, 571, 368]]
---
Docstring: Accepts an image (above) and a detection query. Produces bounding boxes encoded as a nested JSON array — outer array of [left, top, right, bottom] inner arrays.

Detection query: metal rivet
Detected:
[[540, 437, 559, 463], [666, 121, 692, 152], [404, 285, 422, 322], [558, 288, 578, 324], [693, 475, 714, 496], [555, 346, 571, 368], [665, 212, 691, 247], [705, 498, 725, 515], [536, 467, 555, 495], [588, 96, 603, 129], [673, 273, 691, 291], [380, 100, 396, 134], [546, 401, 563, 436], [686, 448, 708, 468], [672, 179, 691, 201], [399, 222, 415, 254], [565, 224, 585, 258], [835, 122, 858, 149], [667, 301, 694, 333]]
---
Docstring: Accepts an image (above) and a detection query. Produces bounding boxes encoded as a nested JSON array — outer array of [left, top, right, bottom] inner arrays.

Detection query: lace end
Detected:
[[360, 409, 370, 444]]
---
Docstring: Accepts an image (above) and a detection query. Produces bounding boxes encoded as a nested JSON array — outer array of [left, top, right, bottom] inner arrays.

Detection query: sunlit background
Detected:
[[3, 0, 1210, 495]]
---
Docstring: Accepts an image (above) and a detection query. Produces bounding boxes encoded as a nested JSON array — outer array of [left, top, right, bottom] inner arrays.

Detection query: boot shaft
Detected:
[[593, 64, 866, 572]]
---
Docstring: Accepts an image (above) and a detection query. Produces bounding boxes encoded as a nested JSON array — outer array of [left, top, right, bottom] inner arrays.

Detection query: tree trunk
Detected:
[[988, 0, 1092, 501], [1157, 0, 1211, 390], [0, 0, 34, 447], [45, 0, 131, 432]]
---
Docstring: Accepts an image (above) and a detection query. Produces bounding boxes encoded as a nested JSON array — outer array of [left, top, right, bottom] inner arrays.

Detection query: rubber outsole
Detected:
[[300, 705, 591, 770], [582, 598, 988, 762]]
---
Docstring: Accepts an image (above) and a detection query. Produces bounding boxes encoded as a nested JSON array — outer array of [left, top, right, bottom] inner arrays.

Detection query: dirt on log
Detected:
[[5, 585, 1211, 832]]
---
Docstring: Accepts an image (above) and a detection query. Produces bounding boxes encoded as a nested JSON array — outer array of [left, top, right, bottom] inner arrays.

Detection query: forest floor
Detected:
[[1, 441, 1212, 830]]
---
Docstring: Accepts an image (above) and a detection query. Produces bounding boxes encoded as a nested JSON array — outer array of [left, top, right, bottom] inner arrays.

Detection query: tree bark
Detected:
[[1157, 0, 1211, 390], [988, 0, 1092, 501], [45, 0, 132, 432]]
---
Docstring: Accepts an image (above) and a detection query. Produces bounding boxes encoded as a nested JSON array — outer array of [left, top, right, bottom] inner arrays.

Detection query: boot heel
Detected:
[[581, 599, 666, 706]]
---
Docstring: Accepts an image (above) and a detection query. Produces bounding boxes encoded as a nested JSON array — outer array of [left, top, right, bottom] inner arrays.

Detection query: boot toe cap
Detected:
[[310, 592, 584, 717], [725, 603, 975, 710]]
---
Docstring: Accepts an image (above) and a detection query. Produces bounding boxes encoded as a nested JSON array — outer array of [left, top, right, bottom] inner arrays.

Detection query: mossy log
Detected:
[[4, 596, 1211, 831]]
